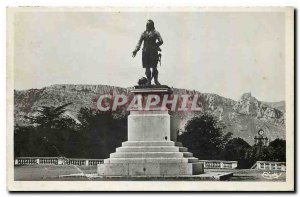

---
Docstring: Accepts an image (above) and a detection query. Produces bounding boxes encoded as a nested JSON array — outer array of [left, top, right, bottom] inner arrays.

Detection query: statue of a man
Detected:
[[132, 19, 163, 85]]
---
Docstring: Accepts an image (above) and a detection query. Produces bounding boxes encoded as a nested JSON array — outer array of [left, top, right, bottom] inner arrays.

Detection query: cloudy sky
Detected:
[[14, 10, 286, 101]]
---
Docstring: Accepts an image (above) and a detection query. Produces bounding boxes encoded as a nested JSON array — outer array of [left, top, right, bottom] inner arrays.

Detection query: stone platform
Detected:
[[97, 141, 204, 176], [59, 172, 233, 181]]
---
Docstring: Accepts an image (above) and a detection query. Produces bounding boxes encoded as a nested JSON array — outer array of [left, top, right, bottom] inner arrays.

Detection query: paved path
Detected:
[[14, 165, 286, 181]]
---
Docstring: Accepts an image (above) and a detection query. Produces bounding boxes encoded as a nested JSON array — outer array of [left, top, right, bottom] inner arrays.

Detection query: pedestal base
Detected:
[[97, 141, 204, 176]]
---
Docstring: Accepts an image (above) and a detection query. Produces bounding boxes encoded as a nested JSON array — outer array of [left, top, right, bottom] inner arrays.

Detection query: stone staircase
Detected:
[[98, 141, 204, 176]]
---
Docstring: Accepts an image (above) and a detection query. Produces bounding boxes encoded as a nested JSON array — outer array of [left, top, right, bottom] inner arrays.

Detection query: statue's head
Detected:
[[146, 19, 155, 31]]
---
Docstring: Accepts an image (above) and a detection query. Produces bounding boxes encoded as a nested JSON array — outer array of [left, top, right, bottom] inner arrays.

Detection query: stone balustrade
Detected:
[[199, 160, 238, 169], [14, 157, 104, 166], [251, 161, 286, 171]]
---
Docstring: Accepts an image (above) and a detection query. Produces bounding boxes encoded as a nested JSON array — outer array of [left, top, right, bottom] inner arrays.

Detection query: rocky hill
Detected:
[[262, 101, 285, 113], [14, 84, 286, 145]]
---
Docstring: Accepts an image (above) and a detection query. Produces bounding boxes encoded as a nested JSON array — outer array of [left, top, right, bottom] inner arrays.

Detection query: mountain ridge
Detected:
[[14, 84, 286, 145]]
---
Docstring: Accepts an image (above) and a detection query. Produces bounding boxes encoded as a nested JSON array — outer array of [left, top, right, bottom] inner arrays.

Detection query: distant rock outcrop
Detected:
[[233, 92, 285, 125], [262, 101, 285, 113]]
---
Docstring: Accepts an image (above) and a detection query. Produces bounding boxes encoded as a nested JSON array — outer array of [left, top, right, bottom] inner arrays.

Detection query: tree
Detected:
[[230, 138, 287, 168], [177, 112, 232, 160], [267, 138, 286, 162], [15, 106, 128, 159], [75, 108, 128, 158], [245, 144, 270, 167], [24, 102, 74, 129], [220, 137, 251, 168], [19, 103, 76, 157]]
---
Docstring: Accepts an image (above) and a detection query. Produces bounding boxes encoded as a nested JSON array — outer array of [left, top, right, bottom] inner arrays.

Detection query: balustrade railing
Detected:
[[251, 161, 286, 171], [199, 160, 238, 169], [15, 157, 104, 166]]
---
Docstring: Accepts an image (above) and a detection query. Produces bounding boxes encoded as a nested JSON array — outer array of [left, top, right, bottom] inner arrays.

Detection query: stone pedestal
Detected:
[[128, 111, 170, 141], [97, 86, 204, 176]]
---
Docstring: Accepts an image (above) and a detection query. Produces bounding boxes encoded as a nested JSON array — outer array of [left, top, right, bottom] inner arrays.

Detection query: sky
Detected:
[[13, 11, 286, 102]]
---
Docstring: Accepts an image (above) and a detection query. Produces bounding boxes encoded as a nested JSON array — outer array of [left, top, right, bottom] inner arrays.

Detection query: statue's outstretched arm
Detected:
[[133, 33, 144, 56]]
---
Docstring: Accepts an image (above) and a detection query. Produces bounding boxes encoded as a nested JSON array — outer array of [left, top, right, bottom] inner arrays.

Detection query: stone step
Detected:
[[175, 141, 183, 147], [104, 158, 189, 164], [192, 162, 204, 175], [98, 162, 195, 176], [187, 157, 199, 163], [179, 147, 188, 152], [110, 152, 184, 158], [122, 141, 175, 147], [116, 146, 180, 152], [182, 152, 193, 157]]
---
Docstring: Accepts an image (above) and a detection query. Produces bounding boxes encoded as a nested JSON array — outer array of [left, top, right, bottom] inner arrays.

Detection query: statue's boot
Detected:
[[145, 69, 152, 85], [153, 69, 161, 85]]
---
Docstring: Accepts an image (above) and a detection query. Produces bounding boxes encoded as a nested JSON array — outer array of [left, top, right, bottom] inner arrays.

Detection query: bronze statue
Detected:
[[132, 19, 163, 85]]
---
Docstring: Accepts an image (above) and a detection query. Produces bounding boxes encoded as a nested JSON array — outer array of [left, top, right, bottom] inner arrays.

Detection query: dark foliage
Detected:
[[75, 108, 128, 158], [245, 145, 271, 167], [14, 105, 127, 159], [177, 112, 286, 168], [220, 137, 252, 168], [24, 103, 74, 129], [267, 138, 286, 162], [221, 138, 286, 168], [177, 112, 232, 160]]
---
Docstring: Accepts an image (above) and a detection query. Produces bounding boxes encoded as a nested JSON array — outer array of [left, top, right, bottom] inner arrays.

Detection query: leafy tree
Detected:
[[75, 108, 128, 158], [245, 144, 270, 168], [18, 103, 76, 157], [266, 138, 286, 162], [15, 106, 128, 159], [221, 137, 251, 168], [14, 125, 63, 157], [244, 138, 286, 167], [24, 102, 74, 129], [177, 112, 232, 160]]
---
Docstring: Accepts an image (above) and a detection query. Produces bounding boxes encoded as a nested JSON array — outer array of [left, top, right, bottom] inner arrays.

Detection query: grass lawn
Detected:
[[14, 165, 286, 181]]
